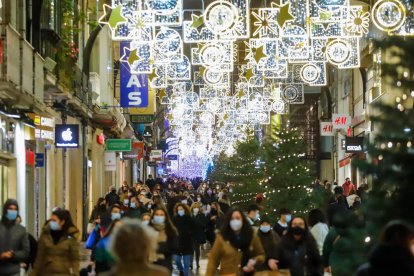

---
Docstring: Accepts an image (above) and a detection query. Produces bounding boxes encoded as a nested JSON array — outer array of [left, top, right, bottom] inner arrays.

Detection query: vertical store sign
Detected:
[[120, 41, 149, 108], [332, 114, 351, 129], [320, 122, 334, 136]]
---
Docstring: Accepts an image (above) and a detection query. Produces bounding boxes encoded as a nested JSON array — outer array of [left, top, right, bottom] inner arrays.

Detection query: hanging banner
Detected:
[[320, 122, 334, 136], [332, 114, 351, 129], [104, 152, 117, 171], [120, 41, 149, 108], [150, 149, 163, 161]]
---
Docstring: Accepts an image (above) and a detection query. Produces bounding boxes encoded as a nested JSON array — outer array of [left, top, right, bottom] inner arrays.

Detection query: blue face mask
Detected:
[[152, 215, 165, 225], [177, 210, 185, 217], [130, 202, 136, 208], [260, 225, 271, 233], [285, 215, 292, 223], [142, 220, 149, 226], [6, 210, 18, 221], [111, 213, 121, 221], [50, 221, 62, 231]]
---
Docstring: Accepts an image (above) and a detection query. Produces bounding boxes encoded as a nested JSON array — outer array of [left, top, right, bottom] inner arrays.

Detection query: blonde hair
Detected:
[[110, 219, 158, 264], [190, 202, 201, 211]]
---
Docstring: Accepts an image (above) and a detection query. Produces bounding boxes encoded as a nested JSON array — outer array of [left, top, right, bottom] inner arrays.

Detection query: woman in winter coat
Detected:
[[256, 216, 280, 272], [206, 208, 265, 276], [190, 202, 208, 269], [268, 216, 324, 276], [149, 207, 178, 273], [173, 203, 196, 276], [30, 209, 80, 276]]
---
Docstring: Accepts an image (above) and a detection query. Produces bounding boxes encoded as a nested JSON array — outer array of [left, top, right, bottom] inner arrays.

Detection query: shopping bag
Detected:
[[84, 228, 99, 249]]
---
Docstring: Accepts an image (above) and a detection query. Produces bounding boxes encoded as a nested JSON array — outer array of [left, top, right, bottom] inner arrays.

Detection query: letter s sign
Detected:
[[119, 41, 149, 108]]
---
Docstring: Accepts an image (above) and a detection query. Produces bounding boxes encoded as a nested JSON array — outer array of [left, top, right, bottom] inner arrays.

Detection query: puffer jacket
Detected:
[[30, 223, 80, 276]]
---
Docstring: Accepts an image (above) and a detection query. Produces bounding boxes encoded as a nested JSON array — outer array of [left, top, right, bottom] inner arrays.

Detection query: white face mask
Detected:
[[193, 208, 200, 214], [230, 219, 243, 231]]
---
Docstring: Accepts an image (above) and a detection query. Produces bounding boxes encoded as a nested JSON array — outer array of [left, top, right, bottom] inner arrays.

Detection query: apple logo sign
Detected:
[[62, 128, 73, 141]]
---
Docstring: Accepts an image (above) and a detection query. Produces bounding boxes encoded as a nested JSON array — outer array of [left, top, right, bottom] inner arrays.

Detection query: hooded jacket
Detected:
[[0, 199, 30, 275], [30, 222, 80, 276]]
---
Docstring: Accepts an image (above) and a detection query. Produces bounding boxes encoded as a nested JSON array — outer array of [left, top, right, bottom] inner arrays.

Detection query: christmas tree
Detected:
[[209, 118, 321, 218]]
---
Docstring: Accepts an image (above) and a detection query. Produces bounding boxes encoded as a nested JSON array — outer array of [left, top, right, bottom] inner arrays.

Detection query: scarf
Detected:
[[151, 224, 167, 262]]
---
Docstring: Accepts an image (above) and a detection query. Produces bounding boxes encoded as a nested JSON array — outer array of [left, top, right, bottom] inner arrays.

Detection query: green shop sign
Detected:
[[130, 115, 154, 124], [106, 139, 132, 151]]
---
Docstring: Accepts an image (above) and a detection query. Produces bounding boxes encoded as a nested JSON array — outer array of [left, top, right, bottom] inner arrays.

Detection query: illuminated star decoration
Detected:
[[157, 89, 167, 100], [272, 2, 295, 29], [120, 47, 140, 68], [99, 4, 127, 30], [253, 45, 267, 63], [191, 14, 204, 31], [148, 68, 158, 82], [252, 11, 277, 37]]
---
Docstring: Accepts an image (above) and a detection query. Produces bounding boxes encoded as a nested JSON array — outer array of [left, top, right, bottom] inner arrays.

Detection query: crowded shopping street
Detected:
[[1, 0, 414, 276]]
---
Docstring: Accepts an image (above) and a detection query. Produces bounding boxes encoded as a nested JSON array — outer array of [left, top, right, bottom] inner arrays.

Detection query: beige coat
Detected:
[[30, 224, 80, 276], [100, 263, 170, 276], [206, 232, 265, 276]]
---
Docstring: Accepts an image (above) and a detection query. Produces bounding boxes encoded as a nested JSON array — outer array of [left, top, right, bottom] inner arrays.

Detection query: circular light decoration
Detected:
[[372, 0, 406, 32], [300, 64, 320, 83], [147, 0, 179, 15], [271, 100, 286, 113], [325, 39, 351, 66], [204, 1, 239, 35], [155, 28, 182, 57], [204, 69, 223, 85], [256, 112, 268, 123], [200, 44, 225, 68], [282, 85, 299, 101]]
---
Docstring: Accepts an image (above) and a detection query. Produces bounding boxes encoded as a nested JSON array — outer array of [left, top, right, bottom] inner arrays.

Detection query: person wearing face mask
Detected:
[[256, 216, 281, 273], [105, 186, 120, 207], [206, 208, 265, 276], [172, 203, 196, 276], [204, 188, 217, 204], [268, 216, 323, 276], [0, 199, 30, 276], [246, 204, 261, 227], [88, 198, 107, 233], [356, 220, 414, 276], [140, 213, 151, 226], [274, 208, 292, 236], [30, 209, 80, 276], [206, 202, 224, 245], [124, 197, 145, 219], [190, 202, 207, 269], [94, 219, 121, 274], [101, 205, 122, 231], [149, 208, 178, 273]]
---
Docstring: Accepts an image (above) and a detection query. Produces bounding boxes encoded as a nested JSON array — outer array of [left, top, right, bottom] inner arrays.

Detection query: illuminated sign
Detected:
[[345, 137, 364, 153], [55, 124, 79, 148]]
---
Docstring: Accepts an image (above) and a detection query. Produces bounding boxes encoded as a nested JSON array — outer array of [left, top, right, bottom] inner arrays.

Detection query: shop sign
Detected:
[[320, 122, 334, 136], [143, 126, 153, 138], [26, 149, 35, 166], [122, 141, 145, 160], [167, 154, 178, 160], [28, 114, 55, 142], [150, 149, 162, 161], [130, 115, 154, 124], [104, 152, 116, 171], [35, 153, 44, 167], [55, 124, 79, 148], [97, 133, 105, 145], [106, 139, 132, 151], [332, 114, 351, 129], [148, 161, 156, 167], [120, 41, 149, 108], [345, 137, 364, 153], [341, 139, 346, 150]]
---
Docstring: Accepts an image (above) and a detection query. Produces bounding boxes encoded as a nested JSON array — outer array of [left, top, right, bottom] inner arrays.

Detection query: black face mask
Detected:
[[290, 226, 305, 236]]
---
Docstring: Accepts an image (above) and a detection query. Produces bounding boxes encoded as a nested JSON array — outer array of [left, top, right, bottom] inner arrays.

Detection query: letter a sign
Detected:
[[120, 41, 149, 108]]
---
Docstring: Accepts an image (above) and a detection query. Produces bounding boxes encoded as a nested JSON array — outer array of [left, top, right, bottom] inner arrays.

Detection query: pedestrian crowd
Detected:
[[0, 176, 413, 276]]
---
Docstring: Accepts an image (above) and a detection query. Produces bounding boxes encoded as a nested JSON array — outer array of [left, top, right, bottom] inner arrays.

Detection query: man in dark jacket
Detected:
[[0, 199, 30, 276], [105, 186, 120, 207]]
